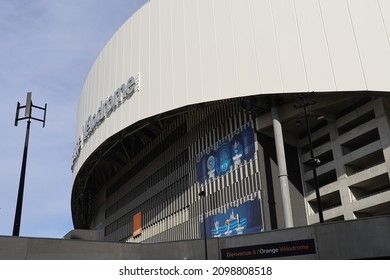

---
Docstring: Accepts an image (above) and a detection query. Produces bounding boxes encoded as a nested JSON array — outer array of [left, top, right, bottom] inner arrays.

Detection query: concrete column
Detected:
[[271, 105, 294, 228], [373, 98, 390, 172], [327, 115, 355, 219]]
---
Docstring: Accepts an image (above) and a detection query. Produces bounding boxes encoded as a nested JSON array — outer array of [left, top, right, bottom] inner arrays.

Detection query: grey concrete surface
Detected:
[[1, 215, 389, 260]]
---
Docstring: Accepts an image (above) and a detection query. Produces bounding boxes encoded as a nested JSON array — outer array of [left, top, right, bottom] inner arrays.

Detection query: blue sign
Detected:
[[201, 198, 263, 239], [217, 140, 232, 176], [206, 149, 217, 180], [196, 125, 255, 184], [242, 127, 255, 161], [231, 132, 244, 169]]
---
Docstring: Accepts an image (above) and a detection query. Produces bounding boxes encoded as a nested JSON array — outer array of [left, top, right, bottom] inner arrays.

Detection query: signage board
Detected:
[[221, 239, 316, 260]]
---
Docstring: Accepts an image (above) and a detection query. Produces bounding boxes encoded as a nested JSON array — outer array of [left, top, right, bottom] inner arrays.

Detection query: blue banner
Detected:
[[206, 149, 217, 180], [242, 126, 255, 161], [216, 140, 232, 176], [231, 131, 244, 169], [196, 126, 255, 184], [201, 198, 263, 239]]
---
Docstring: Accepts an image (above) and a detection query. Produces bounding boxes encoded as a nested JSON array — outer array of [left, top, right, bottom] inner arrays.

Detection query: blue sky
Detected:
[[0, 0, 148, 238]]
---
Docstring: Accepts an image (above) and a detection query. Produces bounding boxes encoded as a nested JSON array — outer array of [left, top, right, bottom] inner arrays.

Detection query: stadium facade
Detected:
[[71, 0, 390, 242]]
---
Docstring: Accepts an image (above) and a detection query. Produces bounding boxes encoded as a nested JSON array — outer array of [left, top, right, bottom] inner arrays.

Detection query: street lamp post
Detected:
[[13, 92, 47, 236], [199, 189, 208, 260], [294, 94, 324, 223]]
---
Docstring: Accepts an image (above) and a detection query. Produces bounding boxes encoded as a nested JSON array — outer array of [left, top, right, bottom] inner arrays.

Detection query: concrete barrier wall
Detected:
[[1, 215, 389, 260]]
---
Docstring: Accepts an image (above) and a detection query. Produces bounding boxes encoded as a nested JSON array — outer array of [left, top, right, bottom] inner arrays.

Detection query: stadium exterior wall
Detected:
[[72, 0, 390, 176], [71, 0, 390, 242]]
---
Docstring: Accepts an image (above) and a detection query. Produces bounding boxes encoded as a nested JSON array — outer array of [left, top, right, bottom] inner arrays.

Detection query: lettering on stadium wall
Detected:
[[71, 73, 140, 172]]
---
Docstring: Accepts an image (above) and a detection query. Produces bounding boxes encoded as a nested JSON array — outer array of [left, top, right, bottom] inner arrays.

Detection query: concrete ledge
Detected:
[[63, 229, 101, 241], [1, 215, 389, 259]]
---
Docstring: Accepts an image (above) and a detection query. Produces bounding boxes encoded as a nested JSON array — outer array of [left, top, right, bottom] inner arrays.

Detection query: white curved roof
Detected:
[[72, 0, 390, 177]]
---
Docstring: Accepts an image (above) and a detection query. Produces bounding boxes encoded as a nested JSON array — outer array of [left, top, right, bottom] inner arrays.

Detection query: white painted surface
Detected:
[[73, 0, 390, 178]]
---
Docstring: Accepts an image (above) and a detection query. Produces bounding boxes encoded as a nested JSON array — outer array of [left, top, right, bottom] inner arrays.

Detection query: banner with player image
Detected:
[[196, 124, 255, 184]]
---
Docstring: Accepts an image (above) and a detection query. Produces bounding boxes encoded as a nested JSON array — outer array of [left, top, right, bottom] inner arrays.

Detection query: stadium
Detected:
[[71, 0, 390, 244]]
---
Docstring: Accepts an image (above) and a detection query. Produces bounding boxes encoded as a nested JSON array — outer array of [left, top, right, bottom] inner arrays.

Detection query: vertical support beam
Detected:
[[199, 190, 208, 260], [13, 92, 47, 236], [373, 98, 390, 173], [271, 105, 294, 228], [294, 94, 324, 223], [13, 119, 31, 236]]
